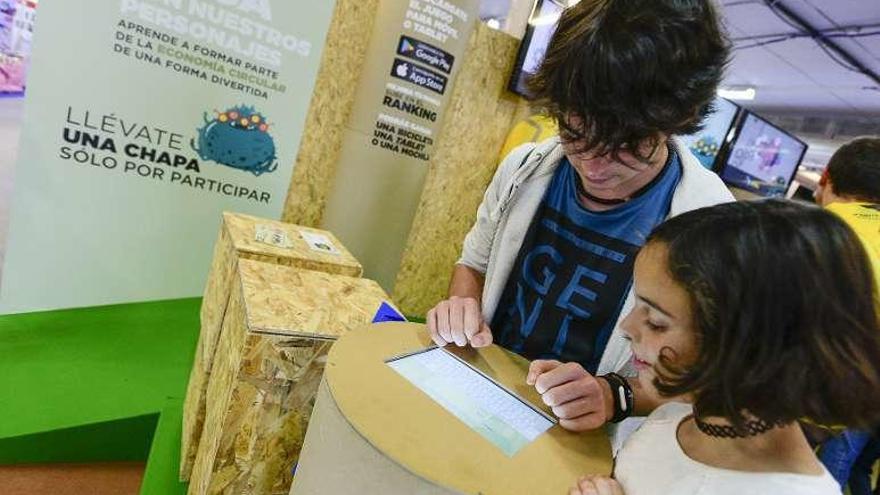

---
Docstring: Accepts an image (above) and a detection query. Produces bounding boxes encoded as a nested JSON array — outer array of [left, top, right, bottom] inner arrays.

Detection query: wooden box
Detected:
[[200, 212, 362, 370], [181, 212, 362, 481], [187, 259, 393, 495]]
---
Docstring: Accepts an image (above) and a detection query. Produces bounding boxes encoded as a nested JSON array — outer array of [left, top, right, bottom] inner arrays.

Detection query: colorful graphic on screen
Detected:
[[720, 113, 807, 198], [0, 0, 36, 94], [678, 98, 739, 170], [510, 0, 565, 97]]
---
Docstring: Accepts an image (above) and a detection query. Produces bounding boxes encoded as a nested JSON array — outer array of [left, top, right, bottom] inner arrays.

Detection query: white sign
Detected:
[[300, 230, 341, 256], [0, 0, 336, 313], [254, 224, 293, 249]]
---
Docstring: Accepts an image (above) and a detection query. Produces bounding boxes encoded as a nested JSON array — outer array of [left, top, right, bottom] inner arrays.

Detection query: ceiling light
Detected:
[[717, 87, 757, 101], [529, 12, 562, 26], [531, 0, 579, 27]]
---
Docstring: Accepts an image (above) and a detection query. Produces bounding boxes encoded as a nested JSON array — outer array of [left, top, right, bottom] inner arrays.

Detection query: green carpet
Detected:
[[0, 297, 423, 494], [0, 414, 159, 465], [0, 298, 201, 494], [141, 398, 186, 495], [0, 298, 199, 438]]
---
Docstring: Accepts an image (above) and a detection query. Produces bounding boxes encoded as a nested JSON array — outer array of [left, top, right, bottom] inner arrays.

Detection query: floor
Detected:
[[0, 95, 23, 283], [0, 298, 199, 495], [0, 97, 152, 495], [0, 462, 146, 495]]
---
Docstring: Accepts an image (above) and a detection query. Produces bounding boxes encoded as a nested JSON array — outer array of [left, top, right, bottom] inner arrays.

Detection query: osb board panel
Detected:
[[183, 226, 238, 482], [184, 211, 366, 480], [184, 255, 382, 482], [223, 212, 362, 278], [392, 25, 527, 317], [324, 322, 613, 495], [190, 286, 249, 495], [190, 262, 393, 495], [181, 342, 209, 481], [281, 0, 381, 227], [238, 259, 392, 340], [209, 338, 330, 495], [200, 213, 362, 373], [199, 226, 238, 370]]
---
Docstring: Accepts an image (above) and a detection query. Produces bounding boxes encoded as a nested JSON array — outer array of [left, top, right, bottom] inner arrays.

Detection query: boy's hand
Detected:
[[527, 360, 614, 431], [426, 296, 493, 348], [570, 475, 625, 495]]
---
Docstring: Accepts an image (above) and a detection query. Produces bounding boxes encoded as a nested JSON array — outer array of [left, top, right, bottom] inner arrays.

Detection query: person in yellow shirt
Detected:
[[496, 115, 558, 163], [816, 137, 880, 279], [814, 136, 880, 495]]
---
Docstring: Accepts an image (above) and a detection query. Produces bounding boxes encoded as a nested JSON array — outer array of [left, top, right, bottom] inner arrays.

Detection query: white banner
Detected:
[[0, 0, 336, 313], [321, 0, 478, 290]]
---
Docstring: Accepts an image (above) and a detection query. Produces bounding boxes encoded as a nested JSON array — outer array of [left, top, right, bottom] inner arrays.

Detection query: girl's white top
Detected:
[[614, 402, 840, 495]]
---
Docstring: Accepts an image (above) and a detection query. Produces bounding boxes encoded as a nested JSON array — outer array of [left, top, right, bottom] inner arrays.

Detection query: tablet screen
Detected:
[[387, 347, 555, 456]]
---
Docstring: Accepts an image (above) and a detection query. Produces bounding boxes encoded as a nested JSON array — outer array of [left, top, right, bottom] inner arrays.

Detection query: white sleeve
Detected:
[[456, 143, 536, 273]]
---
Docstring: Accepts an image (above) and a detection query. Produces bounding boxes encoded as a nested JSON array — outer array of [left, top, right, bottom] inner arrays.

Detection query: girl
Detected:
[[571, 200, 880, 495]]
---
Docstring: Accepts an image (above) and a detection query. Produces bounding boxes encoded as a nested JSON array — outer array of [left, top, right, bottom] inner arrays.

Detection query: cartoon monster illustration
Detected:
[[692, 136, 720, 158], [192, 105, 278, 176], [689, 136, 721, 168]]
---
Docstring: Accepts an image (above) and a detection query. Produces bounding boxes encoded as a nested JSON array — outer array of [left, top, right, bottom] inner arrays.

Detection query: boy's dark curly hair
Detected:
[[527, 0, 730, 160]]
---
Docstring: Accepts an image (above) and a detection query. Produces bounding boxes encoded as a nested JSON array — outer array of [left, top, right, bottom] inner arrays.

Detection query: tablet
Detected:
[[387, 347, 555, 456]]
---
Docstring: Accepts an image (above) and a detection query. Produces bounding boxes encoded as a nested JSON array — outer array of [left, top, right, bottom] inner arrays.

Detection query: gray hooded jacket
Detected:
[[456, 136, 734, 377]]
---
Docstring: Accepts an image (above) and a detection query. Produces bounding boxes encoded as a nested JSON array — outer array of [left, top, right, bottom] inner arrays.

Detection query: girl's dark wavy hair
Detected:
[[527, 0, 730, 160], [647, 200, 880, 432]]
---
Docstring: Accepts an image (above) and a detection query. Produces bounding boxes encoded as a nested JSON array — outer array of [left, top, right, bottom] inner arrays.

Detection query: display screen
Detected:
[[719, 113, 807, 198], [508, 0, 565, 97], [0, 0, 36, 94], [387, 347, 554, 457], [678, 98, 739, 170]]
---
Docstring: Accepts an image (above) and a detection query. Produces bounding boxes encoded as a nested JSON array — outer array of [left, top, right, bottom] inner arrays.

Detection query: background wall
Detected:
[[281, 0, 381, 228], [0, 0, 338, 314], [391, 24, 529, 316], [282, 8, 530, 316]]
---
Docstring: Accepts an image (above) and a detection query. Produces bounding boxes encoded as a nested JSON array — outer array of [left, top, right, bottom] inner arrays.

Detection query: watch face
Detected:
[[615, 385, 628, 411], [603, 373, 634, 423]]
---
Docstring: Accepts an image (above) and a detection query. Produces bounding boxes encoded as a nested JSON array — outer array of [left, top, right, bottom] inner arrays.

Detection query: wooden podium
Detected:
[[291, 322, 613, 494], [181, 212, 363, 482]]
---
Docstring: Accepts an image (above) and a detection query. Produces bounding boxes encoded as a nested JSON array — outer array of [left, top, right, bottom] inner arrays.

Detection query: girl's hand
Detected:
[[569, 475, 625, 495]]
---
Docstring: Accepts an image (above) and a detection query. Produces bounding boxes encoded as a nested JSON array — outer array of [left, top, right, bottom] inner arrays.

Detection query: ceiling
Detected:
[[720, 0, 880, 116], [480, 0, 880, 116]]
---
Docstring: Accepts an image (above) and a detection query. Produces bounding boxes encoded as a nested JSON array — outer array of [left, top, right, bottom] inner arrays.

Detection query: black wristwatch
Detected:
[[600, 372, 635, 423]]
